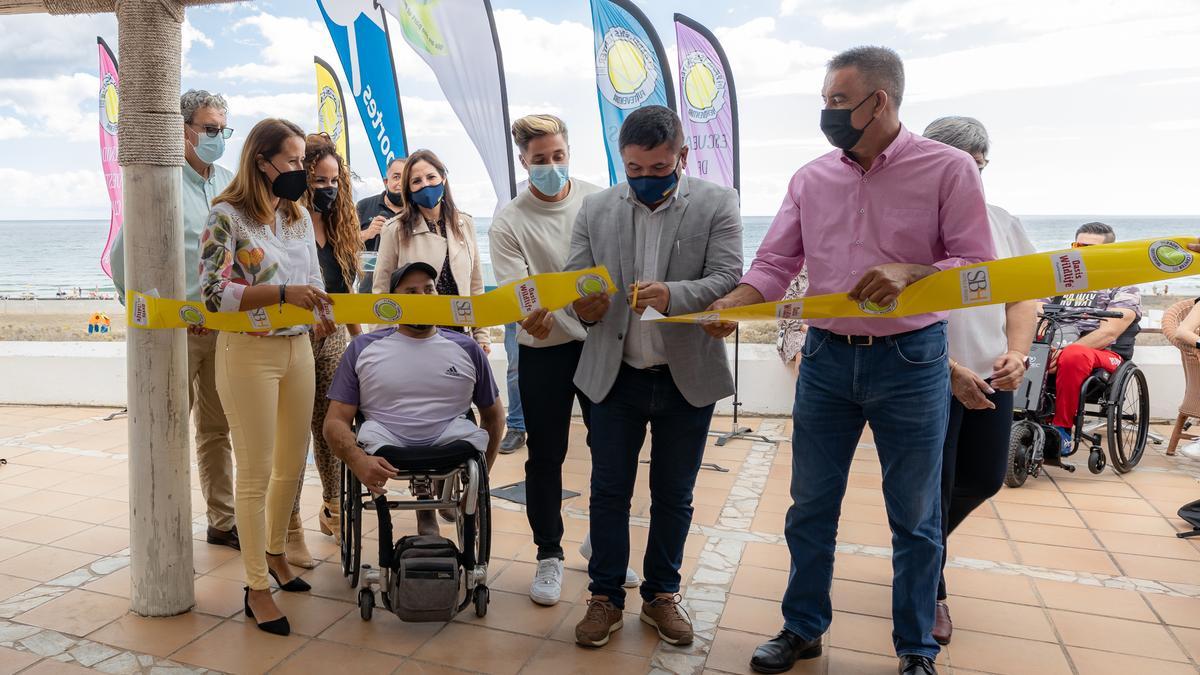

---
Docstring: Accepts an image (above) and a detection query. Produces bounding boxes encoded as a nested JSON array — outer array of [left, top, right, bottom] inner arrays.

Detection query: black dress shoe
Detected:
[[244, 587, 290, 636], [750, 629, 822, 674], [898, 654, 937, 675], [206, 526, 240, 550], [267, 567, 311, 592]]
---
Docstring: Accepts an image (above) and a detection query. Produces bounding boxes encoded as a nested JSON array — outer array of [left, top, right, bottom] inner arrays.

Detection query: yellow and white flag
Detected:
[[315, 56, 351, 164]]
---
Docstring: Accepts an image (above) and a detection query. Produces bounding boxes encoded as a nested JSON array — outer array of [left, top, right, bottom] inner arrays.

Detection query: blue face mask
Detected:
[[410, 182, 445, 209], [529, 163, 569, 196], [191, 132, 225, 165], [627, 162, 680, 206]]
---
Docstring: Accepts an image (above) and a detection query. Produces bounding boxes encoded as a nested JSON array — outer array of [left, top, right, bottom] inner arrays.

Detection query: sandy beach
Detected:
[[0, 294, 1189, 344]]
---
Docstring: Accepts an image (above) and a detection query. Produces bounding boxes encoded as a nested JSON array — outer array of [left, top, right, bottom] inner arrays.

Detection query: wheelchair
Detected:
[[339, 435, 491, 621], [1006, 304, 1149, 487]]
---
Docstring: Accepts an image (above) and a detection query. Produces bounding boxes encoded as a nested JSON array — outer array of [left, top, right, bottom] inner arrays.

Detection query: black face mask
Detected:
[[311, 186, 337, 214], [820, 92, 879, 151], [385, 189, 405, 207], [268, 160, 308, 202]]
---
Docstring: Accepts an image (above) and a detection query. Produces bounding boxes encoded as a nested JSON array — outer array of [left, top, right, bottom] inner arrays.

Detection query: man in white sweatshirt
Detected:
[[490, 114, 637, 605]]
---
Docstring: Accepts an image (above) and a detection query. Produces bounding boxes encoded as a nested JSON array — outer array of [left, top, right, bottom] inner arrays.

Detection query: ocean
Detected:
[[3, 215, 1200, 298]]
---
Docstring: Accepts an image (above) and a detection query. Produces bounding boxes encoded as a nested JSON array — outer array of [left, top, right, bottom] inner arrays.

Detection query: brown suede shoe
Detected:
[[932, 601, 952, 645], [641, 594, 693, 645], [575, 596, 623, 647]]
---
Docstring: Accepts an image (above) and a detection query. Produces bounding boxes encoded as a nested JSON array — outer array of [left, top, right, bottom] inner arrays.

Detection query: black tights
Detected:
[[938, 391, 1014, 600]]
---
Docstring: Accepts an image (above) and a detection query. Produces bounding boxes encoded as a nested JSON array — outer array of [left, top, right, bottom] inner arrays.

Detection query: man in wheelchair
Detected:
[[1043, 222, 1142, 453], [322, 262, 505, 536]]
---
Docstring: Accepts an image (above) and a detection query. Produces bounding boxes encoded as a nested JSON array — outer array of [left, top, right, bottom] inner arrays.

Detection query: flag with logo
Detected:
[[386, 0, 516, 205], [314, 56, 351, 163], [590, 0, 676, 185], [315, 0, 407, 179], [674, 14, 738, 191], [97, 37, 121, 278]]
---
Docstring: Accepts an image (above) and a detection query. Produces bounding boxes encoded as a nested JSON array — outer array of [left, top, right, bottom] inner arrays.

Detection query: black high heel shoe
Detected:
[[244, 587, 290, 636], [266, 559, 312, 593]]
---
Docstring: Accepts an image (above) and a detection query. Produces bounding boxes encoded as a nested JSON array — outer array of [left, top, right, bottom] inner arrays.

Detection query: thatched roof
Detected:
[[0, 0, 240, 15]]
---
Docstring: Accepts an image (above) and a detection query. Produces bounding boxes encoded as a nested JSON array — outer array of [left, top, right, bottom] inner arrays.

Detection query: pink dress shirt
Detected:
[[741, 126, 995, 337]]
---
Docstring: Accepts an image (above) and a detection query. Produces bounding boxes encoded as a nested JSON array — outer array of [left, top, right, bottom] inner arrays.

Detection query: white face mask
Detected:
[[189, 129, 225, 165]]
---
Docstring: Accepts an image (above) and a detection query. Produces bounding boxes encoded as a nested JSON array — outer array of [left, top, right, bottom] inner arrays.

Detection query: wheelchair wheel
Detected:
[[473, 585, 489, 617], [358, 588, 374, 621], [460, 459, 491, 571], [340, 462, 363, 587], [1107, 364, 1149, 473], [1006, 422, 1034, 488]]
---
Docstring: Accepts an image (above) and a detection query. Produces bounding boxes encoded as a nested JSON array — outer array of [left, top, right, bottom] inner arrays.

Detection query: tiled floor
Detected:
[[1, 405, 1199, 674]]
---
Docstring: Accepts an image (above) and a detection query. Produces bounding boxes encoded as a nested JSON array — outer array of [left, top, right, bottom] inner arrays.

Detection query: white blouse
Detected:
[[199, 201, 324, 337]]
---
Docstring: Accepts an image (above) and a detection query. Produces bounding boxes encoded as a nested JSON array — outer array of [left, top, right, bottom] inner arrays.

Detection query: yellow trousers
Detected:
[[216, 332, 315, 590]]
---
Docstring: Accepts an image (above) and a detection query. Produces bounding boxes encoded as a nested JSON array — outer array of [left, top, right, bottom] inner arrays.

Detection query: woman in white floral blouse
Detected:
[[200, 117, 335, 637]]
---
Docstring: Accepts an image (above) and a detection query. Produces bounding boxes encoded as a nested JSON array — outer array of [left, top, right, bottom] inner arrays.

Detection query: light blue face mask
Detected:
[[191, 132, 225, 165], [528, 163, 569, 196]]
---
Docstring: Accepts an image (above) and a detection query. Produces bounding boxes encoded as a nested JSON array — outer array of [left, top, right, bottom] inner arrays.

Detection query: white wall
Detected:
[[0, 341, 1185, 421]]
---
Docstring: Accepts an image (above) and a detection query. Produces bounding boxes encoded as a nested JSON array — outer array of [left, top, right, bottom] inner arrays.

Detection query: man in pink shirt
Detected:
[[708, 47, 994, 675]]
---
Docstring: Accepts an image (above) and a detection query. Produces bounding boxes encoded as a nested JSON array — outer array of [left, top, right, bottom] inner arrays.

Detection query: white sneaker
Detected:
[[530, 558, 563, 606], [579, 535, 641, 588], [1180, 441, 1200, 460], [623, 567, 642, 589]]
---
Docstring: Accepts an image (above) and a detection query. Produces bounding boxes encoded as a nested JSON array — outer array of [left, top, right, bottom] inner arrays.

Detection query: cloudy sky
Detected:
[[1, 0, 1198, 221]]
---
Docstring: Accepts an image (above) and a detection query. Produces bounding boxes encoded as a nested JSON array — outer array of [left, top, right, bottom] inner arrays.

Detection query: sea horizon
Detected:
[[4, 215, 1199, 298]]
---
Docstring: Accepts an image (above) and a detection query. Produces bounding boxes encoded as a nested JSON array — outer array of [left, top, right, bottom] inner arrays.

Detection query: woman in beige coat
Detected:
[[372, 148, 490, 349]]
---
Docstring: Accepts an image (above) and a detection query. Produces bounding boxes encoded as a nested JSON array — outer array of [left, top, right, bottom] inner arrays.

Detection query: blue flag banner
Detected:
[[315, 0, 408, 179], [589, 0, 676, 185]]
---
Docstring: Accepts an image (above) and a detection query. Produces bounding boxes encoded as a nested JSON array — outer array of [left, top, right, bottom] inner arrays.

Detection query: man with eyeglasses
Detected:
[[109, 89, 240, 551], [1041, 222, 1141, 453]]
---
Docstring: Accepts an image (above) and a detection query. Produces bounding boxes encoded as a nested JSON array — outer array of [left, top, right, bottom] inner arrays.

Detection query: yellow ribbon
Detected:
[[126, 267, 615, 331], [652, 237, 1197, 324]]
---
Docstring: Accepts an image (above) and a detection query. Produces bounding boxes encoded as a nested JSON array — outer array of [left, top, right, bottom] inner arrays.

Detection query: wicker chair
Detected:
[[1160, 299, 1200, 455]]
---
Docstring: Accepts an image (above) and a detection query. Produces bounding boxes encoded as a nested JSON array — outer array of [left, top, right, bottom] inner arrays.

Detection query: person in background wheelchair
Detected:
[[322, 262, 504, 536], [1043, 222, 1142, 453]]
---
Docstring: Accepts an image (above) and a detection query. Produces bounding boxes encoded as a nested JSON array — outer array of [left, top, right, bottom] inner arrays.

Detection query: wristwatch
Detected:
[[1194, 340, 1200, 350]]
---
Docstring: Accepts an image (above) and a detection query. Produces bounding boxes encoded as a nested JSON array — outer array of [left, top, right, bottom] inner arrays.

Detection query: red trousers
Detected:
[[1053, 343, 1123, 428]]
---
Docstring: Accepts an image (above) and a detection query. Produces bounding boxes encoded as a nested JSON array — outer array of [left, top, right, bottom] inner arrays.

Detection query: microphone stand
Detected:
[[710, 326, 772, 447]]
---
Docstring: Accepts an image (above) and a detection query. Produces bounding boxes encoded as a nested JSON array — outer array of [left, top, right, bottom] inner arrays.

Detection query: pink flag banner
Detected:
[[673, 14, 739, 191], [97, 37, 122, 278]]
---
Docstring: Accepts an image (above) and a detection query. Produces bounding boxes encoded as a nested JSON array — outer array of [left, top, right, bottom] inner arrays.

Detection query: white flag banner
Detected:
[[388, 0, 516, 206]]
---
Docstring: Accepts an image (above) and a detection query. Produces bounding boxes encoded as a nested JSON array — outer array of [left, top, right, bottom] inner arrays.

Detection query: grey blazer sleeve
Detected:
[[564, 199, 595, 272], [665, 188, 743, 315]]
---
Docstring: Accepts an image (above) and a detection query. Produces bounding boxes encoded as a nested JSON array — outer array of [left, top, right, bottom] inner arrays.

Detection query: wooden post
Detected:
[[118, 0, 195, 616]]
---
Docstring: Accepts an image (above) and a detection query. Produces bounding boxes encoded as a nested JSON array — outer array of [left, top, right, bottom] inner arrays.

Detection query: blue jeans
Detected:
[[587, 365, 714, 608], [782, 323, 949, 659], [503, 323, 524, 432]]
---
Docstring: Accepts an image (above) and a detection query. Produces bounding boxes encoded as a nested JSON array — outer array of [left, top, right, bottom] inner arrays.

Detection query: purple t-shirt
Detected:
[[328, 327, 498, 447]]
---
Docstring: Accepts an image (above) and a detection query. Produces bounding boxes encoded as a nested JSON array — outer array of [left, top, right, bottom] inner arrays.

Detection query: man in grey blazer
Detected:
[[565, 106, 743, 649]]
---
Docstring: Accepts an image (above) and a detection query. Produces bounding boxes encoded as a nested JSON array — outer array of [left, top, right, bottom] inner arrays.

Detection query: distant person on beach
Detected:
[[200, 117, 336, 637], [1043, 223, 1141, 452], [371, 149, 490, 351], [922, 116, 1037, 646], [707, 47, 994, 675], [280, 133, 363, 568], [566, 106, 742, 649], [354, 156, 406, 293], [108, 89, 239, 552]]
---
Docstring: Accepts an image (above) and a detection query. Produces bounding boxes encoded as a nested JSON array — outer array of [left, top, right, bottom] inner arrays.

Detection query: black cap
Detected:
[[389, 261, 438, 293]]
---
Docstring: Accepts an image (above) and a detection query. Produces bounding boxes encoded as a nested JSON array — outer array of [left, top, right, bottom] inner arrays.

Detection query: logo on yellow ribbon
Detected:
[[179, 305, 206, 327], [575, 274, 608, 297], [1148, 240, 1193, 274], [373, 298, 403, 322]]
